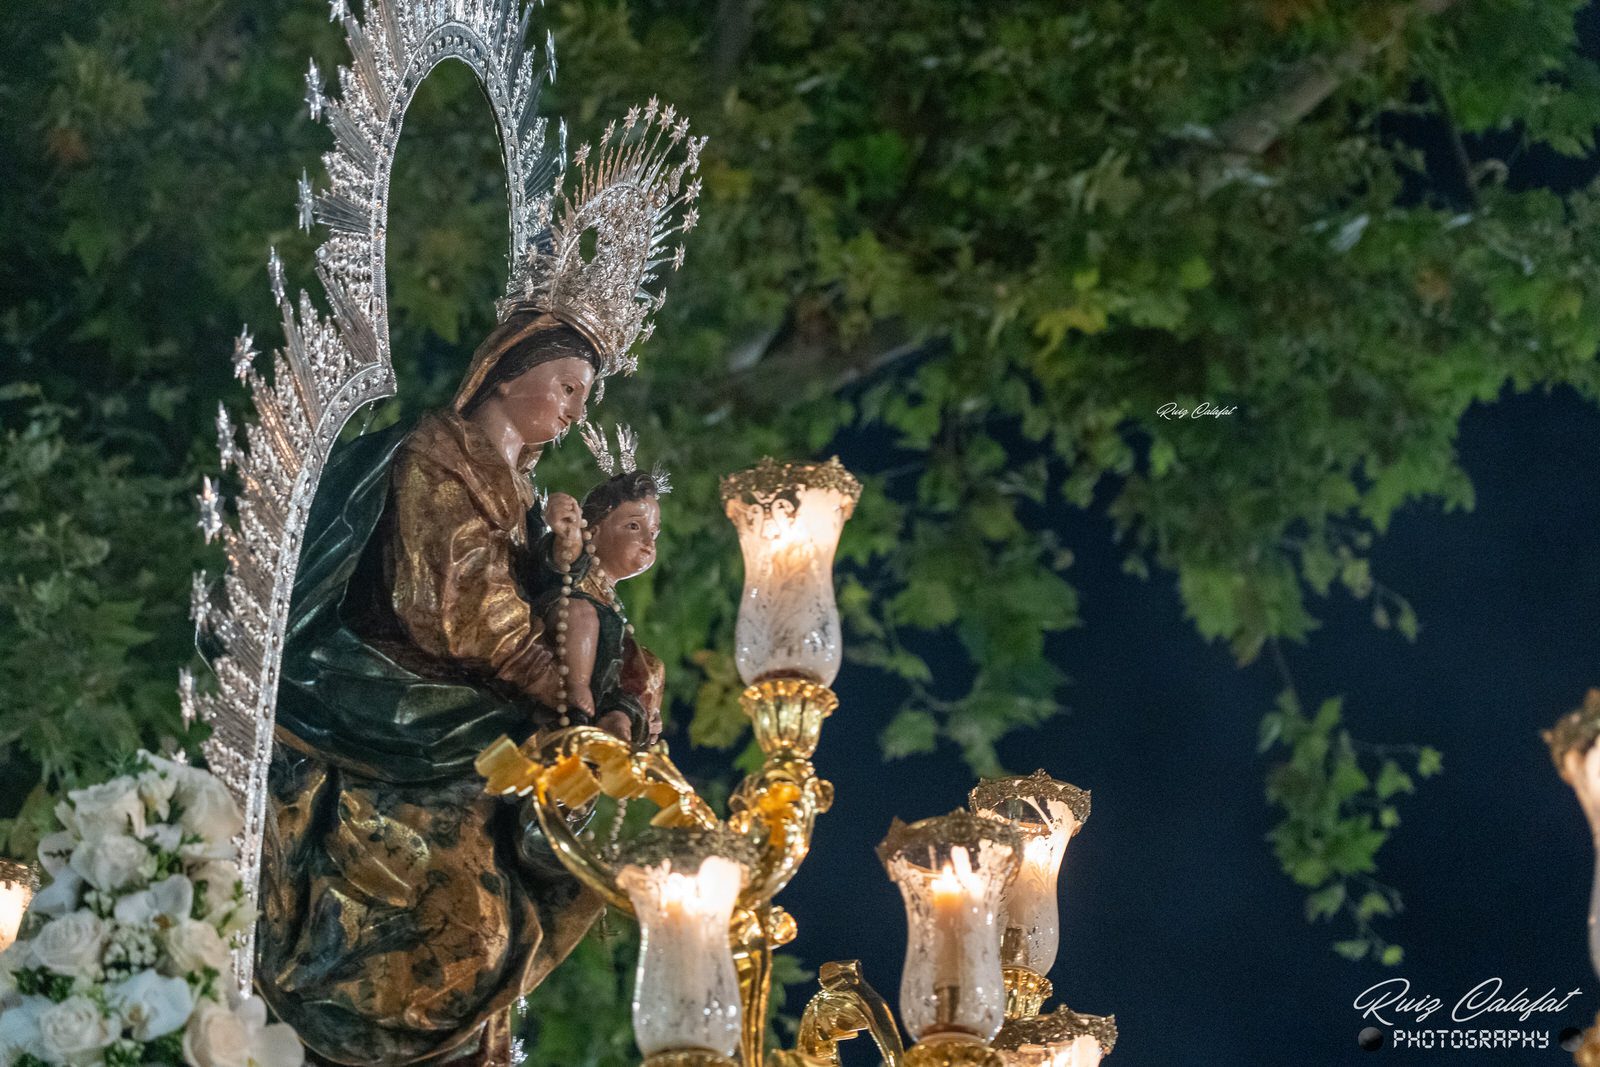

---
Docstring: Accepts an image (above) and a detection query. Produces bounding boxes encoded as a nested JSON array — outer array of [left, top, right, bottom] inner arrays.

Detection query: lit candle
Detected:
[[0, 859, 35, 954], [616, 828, 760, 1060], [722, 458, 861, 686], [929, 846, 985, 1003], [970, 771, 1089, 977], [879, 811, 1021, 1044]]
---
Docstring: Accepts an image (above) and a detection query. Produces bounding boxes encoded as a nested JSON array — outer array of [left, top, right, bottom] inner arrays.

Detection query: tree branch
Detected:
[[716, 313, 932, 410], [1213, 0, 1461, 158]]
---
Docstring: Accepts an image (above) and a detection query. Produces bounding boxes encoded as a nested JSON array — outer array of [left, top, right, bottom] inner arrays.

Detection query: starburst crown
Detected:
[[580, 421, 673, 495], [502, 98, 705, 380]]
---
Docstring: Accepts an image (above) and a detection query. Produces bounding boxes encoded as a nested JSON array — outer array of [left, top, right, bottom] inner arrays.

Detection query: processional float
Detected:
[[144, 1, 1120, 1065]]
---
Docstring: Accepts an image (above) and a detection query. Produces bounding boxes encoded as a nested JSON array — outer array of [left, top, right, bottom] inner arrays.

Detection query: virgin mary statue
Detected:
[[259, 311, 605, 1067], [256, 104, 707, 1067]]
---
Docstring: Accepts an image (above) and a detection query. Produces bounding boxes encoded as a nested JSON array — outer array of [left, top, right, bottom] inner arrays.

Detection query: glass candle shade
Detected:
[[1545, 690, 1600, 978], [721, 457, 861, 686], [878, 811, 1021, 1043], [995, 1007, 1118, 1067], [616, 827, 760, 1059], [0, 859, 35, 954], [970, 771, 1090, 976]]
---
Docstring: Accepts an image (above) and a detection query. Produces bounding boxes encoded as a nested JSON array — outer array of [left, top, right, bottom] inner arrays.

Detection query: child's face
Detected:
[[591, 496, 660, 581]]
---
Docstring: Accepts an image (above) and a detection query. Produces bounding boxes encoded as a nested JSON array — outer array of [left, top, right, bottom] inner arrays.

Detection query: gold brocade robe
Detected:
[[261, 411, 603, 1067]]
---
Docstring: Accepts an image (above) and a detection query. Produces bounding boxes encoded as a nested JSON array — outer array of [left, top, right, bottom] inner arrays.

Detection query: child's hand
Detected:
[[546, 492, 583, 569], [596, 710, 633, 744]]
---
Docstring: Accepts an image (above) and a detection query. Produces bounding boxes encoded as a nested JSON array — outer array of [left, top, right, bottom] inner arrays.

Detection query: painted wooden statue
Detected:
[[255, 103, 705, 1067]]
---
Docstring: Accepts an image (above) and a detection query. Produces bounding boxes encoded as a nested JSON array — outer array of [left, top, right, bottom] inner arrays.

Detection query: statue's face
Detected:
[[494, 356, 596, 445], [591, 496, 660, 581]]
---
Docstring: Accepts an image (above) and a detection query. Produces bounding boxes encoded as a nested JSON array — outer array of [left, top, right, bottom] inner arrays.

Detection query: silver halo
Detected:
[[186, 0, 561, 992]]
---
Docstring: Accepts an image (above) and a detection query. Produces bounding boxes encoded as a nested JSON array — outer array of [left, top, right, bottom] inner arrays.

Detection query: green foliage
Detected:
[[1261, 688, 1443, 964], [0, 386, 202, 857], [3, 0, 1600, 1052], [518, 923, 637, 1067]]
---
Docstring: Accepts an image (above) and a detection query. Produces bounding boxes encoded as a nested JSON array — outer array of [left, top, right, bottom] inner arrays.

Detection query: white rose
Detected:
[[53, 800, 76, 839], [187, 863, 239, 901], [71, 834, 153, 892], [0, 995, 49, 1064], [37, 995, 117, 1065], [210, 897, 257, 941], [0, 957, 20, 1000], [186, 864, 249, 937], [149, 824, 186, 855], [0, 939, 34, 997], [178, 839, 234, 865], [137, 751, 194, 782], [136, 762, 182, 823], [109, 970, 193, 1041], [182, 1000, 249, 1067], [175, 777, 244, 847], [163, 920, 229, 978], [115, 875, 194, 928], [66, 780, 148, 840], [28, 867, 84, 918], [237, 998, 301, 1067], [36, 831, 77, 877], [30, 911, 107, 979]]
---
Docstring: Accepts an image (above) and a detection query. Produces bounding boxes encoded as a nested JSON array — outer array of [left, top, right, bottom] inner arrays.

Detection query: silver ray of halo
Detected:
[[185, 0, 563, 992]]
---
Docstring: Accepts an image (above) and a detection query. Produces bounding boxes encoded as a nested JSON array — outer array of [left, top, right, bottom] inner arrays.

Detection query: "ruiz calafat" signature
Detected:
[[1353, 977, 1583, 1025], [1156, 401, 1237, 420]]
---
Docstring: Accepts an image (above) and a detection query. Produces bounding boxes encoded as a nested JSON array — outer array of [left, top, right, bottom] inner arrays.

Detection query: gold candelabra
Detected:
[[474, 458, 1116, 1067]]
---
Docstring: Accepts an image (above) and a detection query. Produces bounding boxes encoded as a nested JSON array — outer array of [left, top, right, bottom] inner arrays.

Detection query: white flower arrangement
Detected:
[[0, 753, 303, 1067]]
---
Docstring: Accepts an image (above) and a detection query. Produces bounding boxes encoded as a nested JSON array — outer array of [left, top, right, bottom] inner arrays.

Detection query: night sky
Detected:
[[770, 385, 1600, 1066]]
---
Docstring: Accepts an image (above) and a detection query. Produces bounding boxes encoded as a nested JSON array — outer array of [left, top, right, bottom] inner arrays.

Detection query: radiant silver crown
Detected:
[[502, 97, 705, 379]]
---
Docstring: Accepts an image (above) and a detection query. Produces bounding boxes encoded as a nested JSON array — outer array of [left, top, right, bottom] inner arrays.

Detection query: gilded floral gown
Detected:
[[258, 410, 602, 1067]]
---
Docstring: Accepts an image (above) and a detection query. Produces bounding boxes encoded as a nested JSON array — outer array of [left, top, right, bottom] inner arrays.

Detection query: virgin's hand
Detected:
[[546, 492, 583, 568]]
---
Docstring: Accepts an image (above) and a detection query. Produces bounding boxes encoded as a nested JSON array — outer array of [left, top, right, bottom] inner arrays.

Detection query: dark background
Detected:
[[754, 14, 1600, 1061], [772, 384, 1600, 1066]]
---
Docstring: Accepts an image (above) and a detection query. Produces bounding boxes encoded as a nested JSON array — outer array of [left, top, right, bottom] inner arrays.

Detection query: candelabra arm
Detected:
[[475, 727, 720, 915], [772, 960, 904, 1067], [729, 754, 833, 905], [732, 904, 801, 1067], [729, 681, 837, 906], [732, 907, 773, 1067], [529, 777, 632, 914]]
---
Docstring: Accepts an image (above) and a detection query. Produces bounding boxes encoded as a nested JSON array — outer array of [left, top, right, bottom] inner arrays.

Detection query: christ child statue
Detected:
[[529, 425, 668, 748]]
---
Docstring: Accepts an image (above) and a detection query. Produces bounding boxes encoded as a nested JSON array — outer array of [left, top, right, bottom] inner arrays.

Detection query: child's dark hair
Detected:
[[581, 468, 671, 527]]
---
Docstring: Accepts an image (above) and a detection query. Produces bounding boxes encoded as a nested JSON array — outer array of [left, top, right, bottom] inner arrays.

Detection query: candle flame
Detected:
[[930, 845, 985, 903]]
